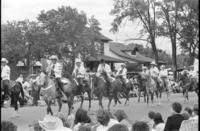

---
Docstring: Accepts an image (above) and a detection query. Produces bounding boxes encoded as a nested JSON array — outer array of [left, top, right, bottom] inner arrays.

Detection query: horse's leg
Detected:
[[87, 90, 91, 110], [57, 98, 62, 112], [45, 100, 50, 115], [151, 92, 154, 104], [98, 96, 103, 109], [138, 90, 140, 102], [124, 91, 129, 105], [108, 97, 112, 111], [49, 100, 53, 116], [79, 94, 84, 108], [67, 96, 74, 115]]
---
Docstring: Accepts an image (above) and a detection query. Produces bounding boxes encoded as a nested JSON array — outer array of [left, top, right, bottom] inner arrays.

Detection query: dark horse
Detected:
[[1, 80, 24, 117], [177, 72, 199, 102], [90, 72, 123, 111]]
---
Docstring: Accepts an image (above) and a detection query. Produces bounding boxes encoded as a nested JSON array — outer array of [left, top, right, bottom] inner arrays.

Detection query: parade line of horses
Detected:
[[1, 68, 199, 117]]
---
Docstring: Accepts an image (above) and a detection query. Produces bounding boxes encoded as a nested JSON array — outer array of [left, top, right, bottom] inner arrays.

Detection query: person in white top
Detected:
[[49, 55, 66, 99], [116, 63, 127, 87], [1, 58, 11, 100], [141, 66, 150, 80], [16, 74, 24, 85], [159, 65, 168, 89], [97, 59, 113, 87], [150, 62, 159, 78], [150, 62, 160, 90], [72, 59, 86, 86]]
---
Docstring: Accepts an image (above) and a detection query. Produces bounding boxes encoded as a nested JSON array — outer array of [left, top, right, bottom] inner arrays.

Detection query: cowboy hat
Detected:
[[1, 58, 8, 63], [50, 55, 58, 60], [150, 61, 156, 65], [142, 66, 147, 69], [75, 59, 82, 63], [38, 115, 69, 131], [121, 63, 126, 67], [160, 65, 165, 68]]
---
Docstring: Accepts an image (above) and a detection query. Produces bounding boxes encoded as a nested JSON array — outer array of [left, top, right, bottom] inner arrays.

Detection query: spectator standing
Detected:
[[1, 121, 17, 131], [147, 111, 156, 130], [108, 124, 129, 131], [152, 113, 165, 131], [92, 109, 118, 131], [114, 109, 132, 130], [73, 108, 91, 131], [164, 102, 184, 131], [132, 121, 150, 131]]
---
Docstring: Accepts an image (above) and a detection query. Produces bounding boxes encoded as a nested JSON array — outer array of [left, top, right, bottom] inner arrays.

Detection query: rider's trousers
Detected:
[[2, 80, 10, 99]]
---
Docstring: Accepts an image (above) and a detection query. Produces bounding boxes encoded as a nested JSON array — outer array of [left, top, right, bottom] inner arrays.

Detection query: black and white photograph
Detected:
[[1, 0, 199, 131]]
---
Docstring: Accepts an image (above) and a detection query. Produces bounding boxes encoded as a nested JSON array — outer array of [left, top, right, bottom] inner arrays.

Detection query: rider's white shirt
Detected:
[[116, 67, 127, 79], [141, 70, 150, 79], [97, 63, 111, 74], [51, 62, 62, 78], [150, 67, 159, 77], [72, 66, 86, 78], [35, 72, 46, 86], [1, 65, 10, 80], [159, 69, 168, 78], [16, 76, 23, 85]]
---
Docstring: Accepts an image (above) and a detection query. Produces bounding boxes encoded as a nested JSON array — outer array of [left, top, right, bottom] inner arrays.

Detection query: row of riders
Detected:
[[1, 56, 198, 116]]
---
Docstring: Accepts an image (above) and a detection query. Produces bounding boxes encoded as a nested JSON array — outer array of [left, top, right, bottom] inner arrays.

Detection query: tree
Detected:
[[177, 0, 199, 64], [156, 0, 183, 80], [110, 0, 159, 66], [1, 20, 50, 74]]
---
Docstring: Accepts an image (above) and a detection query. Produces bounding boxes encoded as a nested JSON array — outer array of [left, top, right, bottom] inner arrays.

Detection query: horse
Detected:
[[90, 72, 123, 111], [145, 75, 157, 104], [133, 74, 147, 103], [177, 72, 199, 102], [1, 80, 24, 117], [114, 75, 134, 105]]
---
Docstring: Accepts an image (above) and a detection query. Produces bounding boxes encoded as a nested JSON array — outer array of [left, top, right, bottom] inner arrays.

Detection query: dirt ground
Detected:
[[1, 92, 198, 131]]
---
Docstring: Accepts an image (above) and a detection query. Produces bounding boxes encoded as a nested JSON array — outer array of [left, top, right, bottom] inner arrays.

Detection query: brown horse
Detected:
[[145, 75, 156, 104], [177, 72, 199, 102], [90, 72, 123, 111], [134, 74, 147, 103]]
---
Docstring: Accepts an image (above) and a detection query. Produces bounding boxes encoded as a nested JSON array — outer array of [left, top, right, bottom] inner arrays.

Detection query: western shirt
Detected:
[[1, 65, 10, 80]]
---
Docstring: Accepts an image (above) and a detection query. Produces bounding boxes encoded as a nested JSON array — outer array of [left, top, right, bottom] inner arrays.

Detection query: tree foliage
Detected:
[[110, 0, 160, 66]]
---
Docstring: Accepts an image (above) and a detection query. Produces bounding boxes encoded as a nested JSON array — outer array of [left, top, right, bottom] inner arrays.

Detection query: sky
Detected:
[[2, 0, 178, 54]]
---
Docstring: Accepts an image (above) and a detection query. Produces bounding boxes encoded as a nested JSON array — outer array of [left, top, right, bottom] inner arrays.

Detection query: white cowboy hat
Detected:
[[150, 61, 156, 65], [1, 58, 8, 63], [142, 66, 147, 69], [75, 59, 82, 63], [121, 63, 126, 67], [160, 65, 165, 68], [38, 115, 68, 131], [50, 55, 58, 60]]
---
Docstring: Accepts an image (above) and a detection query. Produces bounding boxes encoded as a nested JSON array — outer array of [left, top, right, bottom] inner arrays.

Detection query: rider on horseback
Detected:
[[150, 61, 159, 86], [116, 63, 127, 88], [1, 58, 11, 102], [49, 55, 67, 100], [72, 59, 86, 87], [97, 59, 113, 92], [159, 65, 168, 90]]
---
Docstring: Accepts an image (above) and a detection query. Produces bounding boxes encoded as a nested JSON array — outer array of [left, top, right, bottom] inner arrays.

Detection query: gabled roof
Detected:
[[109, 42, 157, 63], [85, 55, 126, 63]]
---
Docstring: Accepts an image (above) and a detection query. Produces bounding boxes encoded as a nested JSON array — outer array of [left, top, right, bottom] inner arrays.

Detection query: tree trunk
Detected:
[[151, 39, 159, 68], [171, 40, 177, 81]]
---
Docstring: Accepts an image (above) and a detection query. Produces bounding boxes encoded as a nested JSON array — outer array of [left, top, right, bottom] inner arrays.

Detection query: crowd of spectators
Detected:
[[1, 102, 198, 131]]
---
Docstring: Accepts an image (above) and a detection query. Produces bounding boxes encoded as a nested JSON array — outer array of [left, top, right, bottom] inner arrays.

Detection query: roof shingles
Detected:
[[109, 42, 155, 63]]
